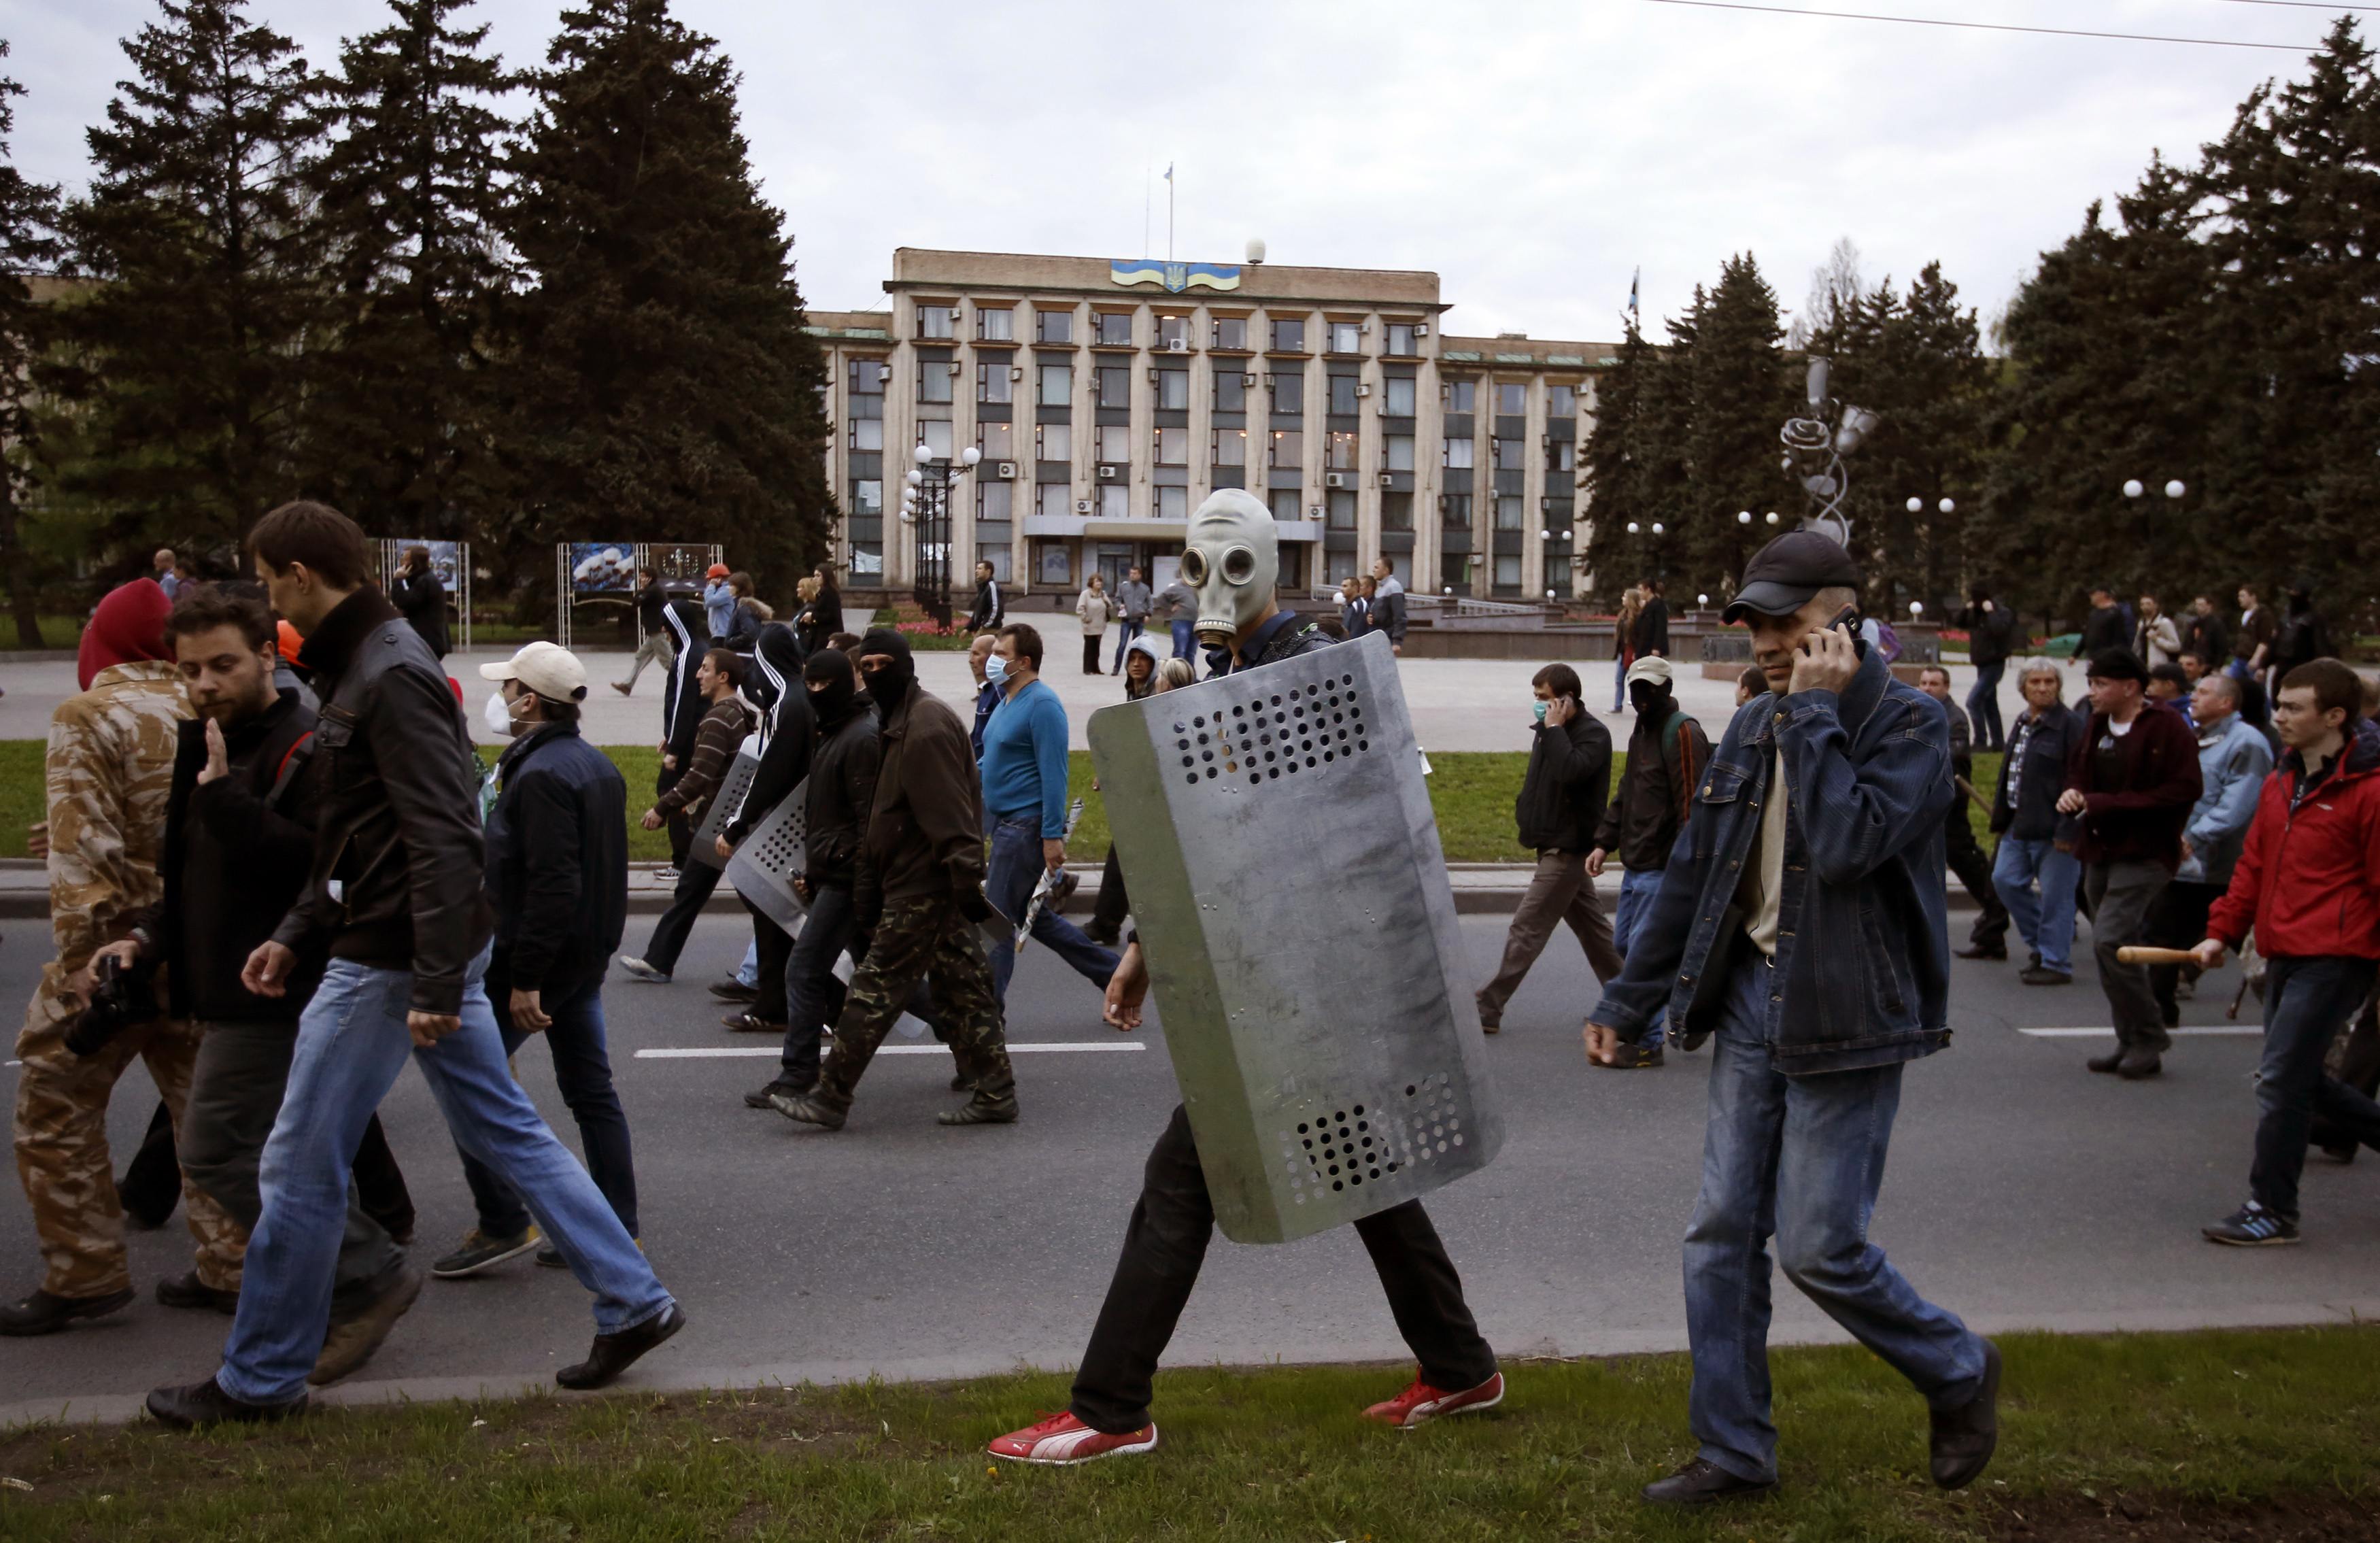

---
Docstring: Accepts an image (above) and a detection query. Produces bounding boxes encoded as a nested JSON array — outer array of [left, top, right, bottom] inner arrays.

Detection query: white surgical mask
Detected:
[[985, 654, 1009, 687], [484, 690, 515, 736]]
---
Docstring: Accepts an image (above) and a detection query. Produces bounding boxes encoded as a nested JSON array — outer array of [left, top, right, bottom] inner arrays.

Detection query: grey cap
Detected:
[[1722, 530, 1864, 624]]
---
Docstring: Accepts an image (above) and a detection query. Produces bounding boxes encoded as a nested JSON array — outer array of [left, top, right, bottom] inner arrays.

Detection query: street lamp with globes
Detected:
[[2122, 477, 2187, 591], [904, 440, 980, 627]]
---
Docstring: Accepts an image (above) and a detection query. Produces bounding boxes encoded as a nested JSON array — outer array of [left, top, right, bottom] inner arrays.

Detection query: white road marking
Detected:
[[636, 1042, 1146, 1059], [2019, 1027, 2259, 1038]]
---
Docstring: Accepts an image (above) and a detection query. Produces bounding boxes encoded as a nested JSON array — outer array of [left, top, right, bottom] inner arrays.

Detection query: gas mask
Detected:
[[1178, 489, 1278, 648]]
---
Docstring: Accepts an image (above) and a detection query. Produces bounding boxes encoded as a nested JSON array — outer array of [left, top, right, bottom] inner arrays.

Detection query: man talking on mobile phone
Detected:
[[1584, 530, 1999, 1506]]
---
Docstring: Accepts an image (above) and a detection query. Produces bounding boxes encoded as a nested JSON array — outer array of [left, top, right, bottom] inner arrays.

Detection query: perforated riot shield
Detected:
[[726, 777, 807, 930], [687, 744, 761, 870], [1086, 629, 1502, 1245]]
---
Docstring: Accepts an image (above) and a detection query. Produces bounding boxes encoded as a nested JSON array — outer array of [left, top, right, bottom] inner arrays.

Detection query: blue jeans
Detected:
[[217, 947, 674, 1406], [1991, 836, 2080, 974], [1966, 660, 2005, 751], [987, 813, 1120, 1003], [2250, 955, 2380, 1220], [735, 941, 760, 988], [1614, 868, 1669, 1046], [1684, 960, 1986, 1483], [460, 967, 639, 1240], [1110, 620, 1145, 671], [1169, 620, 1195, 660], [1612, 654, 1627, 712]]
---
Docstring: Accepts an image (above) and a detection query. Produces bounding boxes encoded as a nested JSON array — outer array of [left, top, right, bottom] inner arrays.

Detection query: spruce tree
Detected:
[[1684, 254, 1790, 596], [503, 0, 832, 596], [0, 43, 63, 644], [307, 0, 513, 541], [1580, 312, 1651, 598], [43, 0, 326, 555]]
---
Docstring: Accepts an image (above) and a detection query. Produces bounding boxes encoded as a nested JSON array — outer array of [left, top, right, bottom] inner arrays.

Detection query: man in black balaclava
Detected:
[[714, 624, 812, 1034], [768, 629, 1018, 1129], [1584, 656, 1712, 1066]]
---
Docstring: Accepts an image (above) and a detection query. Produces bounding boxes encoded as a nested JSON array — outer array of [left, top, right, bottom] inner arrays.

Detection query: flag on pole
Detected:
[[1628, 268, 1639, 316], [1164, 163, 1173, 182]]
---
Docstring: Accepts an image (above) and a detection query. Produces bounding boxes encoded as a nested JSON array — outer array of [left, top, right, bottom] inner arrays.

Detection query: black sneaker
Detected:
[[745, 1076, 814, 1109], [1953, 944, 2007, 961], [938, 1089, 1020, 1125], [2086, 1050, 2124, 1074], [770, 1090, 847, 1130], [2018, 967, 2073, 986], [2203, 1201, 2298, 1247], [156, 1270, 239, 1315], [430, 1225, 541, 1278], [709, 978, 759, 1003]]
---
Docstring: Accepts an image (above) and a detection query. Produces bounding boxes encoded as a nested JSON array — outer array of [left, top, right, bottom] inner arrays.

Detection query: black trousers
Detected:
[[1069, 1104, 1497, 1434], [1944, 803, 2009, 948], [640, 856, 725, 975], [1090, 845, 1129, 938], [2311, 990, 2380, 1155], [742, 896, 793, 1023], [2147, 879, 2226, 1017]]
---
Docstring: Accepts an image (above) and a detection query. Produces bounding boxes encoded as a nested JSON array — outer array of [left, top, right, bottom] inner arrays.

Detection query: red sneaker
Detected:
[[1363, 1370, 1506, 1427], [986, 1410, 1159, 1465]]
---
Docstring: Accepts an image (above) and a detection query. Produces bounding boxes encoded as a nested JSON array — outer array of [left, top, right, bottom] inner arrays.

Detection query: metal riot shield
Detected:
[[1085, 629, 1502, 1245], [686, 743, 762, 870], [726, 777, 807, 931]]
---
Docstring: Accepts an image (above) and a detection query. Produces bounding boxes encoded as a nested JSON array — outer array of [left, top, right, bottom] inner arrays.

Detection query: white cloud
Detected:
[[3, 0, 2330, 344]]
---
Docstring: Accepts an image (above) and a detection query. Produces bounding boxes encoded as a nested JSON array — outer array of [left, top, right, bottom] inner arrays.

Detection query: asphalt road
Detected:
[[4, 913, 2377, 1424]]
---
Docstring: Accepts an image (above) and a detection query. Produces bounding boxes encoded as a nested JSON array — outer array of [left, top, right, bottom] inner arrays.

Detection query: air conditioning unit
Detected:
[[1378, 472, 1394, 489], [1242, 372, 1258, 388], [1009, 365, 1024, 381], [948, 307, 963, 324], [1166, 338, 1189, 354], [948, 362, 964, 377], [1146, 367, 1161, 382], [1325, 472, 1349, 489], [1075, 499, 1093, 514], [1415, 324, 1431, 337], [876, 364, 894, 386], [996, 461, 1019, 479], [1097, 464, 1121, 481], [1437, 494, 1450, 511], [1354, 384, 1372, 399]]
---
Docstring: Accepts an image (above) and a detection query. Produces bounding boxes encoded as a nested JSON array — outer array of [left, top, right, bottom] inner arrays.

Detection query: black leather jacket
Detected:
[[272, 588, 492, 1015]]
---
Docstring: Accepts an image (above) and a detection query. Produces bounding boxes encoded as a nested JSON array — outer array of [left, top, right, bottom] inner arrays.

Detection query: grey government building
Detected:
[[808, 246, 1622, 607]]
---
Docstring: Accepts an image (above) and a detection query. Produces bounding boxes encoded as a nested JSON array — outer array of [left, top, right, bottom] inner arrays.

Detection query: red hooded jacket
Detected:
[[76, 578, 174, 691], [2207, 717, 2380, 960]]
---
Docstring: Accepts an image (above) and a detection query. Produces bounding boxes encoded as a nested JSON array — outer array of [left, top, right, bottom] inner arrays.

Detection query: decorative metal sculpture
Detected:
[[1778, 358, 1877, 547]]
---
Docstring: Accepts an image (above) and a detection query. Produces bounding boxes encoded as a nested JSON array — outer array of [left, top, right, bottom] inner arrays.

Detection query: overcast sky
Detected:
[[2, 0, 2349, 345]]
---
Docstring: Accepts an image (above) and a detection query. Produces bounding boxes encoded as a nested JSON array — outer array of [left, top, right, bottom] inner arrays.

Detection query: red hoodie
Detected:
[[76, 578, 174, 691], [2207, 717, 2380, 959]]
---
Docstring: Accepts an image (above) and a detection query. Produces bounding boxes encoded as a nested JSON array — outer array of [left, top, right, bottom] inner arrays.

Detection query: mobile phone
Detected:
[[1818, 603, 1869, 659]]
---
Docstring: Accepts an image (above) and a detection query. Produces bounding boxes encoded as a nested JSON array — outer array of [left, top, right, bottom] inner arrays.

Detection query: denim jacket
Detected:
[[1587, 647, 1955, 1075]]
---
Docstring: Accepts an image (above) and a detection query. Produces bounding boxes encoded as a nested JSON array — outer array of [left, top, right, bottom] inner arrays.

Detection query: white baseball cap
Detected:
[[1623, 656, 1673, 688], [479, 641, 588, 703]]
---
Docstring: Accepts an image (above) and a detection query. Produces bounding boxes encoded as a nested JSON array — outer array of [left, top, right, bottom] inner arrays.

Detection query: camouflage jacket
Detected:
[[46, 662, 188, 973]]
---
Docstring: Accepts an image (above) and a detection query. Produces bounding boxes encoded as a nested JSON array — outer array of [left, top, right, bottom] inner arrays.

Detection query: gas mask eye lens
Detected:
[[1180, 549, 1208, 586], [1221, 545, 1256, 585]]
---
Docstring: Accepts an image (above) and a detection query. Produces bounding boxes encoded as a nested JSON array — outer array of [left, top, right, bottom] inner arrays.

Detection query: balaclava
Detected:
[[857, 627, 915, 717], [805, 647, 860, 728]]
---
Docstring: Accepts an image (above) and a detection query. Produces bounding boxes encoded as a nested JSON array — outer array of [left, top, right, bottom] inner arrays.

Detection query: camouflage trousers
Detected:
[[12, 964, 244, 1298], [817, 896, 1013, 1113]]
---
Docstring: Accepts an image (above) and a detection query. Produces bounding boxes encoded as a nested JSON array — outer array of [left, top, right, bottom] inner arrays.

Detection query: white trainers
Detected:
[[618, 956, 670, 983]]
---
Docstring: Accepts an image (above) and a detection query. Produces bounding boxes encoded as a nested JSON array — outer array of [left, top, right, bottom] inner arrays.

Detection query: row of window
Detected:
[[916, 305, 1429, 357], [846, 358, 1578, 418]]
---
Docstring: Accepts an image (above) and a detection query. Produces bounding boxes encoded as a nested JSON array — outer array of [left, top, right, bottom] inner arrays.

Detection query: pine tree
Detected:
[[1579, 311, 1651, 598], [1682, 254, 1790, 596], [2196, 18, 2380, 623], [41, 0, 326, 556], [307, 0, 513, 541], [502, 0, 832, 598], [0, 42, 63, 645]]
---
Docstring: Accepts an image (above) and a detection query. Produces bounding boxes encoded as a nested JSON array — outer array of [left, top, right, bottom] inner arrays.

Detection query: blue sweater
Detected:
[[980, 677, 1070, 836]]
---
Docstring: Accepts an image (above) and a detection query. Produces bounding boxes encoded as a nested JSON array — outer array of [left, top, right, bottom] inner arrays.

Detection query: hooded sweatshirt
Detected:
[[78, 578, 173, 691], [725, 624, 814, 845]]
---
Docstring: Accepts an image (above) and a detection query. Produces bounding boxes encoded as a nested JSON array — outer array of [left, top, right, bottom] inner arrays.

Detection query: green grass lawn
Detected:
[[1, 744, 2006, 866], [1, 1325, 2374, 1540]]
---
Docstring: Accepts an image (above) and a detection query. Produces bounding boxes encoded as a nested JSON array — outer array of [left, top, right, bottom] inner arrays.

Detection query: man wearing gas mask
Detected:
[[987, 491, 1503, 1465]]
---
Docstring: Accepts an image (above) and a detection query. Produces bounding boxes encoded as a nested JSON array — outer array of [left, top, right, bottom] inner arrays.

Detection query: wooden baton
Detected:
[[2115, 946, 2205, 966]]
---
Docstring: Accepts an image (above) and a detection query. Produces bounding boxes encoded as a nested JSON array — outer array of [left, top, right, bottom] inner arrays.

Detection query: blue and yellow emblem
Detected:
[[1110, 259, 1242, 294]]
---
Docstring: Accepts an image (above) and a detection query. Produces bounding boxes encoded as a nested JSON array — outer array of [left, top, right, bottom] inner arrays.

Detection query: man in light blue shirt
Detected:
[[701, 564, 734, 644], [979, 622, 1118, 1004], [2148, 671, 2275, 1021]]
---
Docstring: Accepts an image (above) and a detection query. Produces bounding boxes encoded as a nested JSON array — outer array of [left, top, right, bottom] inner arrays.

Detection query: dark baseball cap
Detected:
[[1721, 530, 1864, 624]]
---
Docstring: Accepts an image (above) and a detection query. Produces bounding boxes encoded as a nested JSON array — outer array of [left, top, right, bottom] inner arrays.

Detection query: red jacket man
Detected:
[[2193, 660, 2380, 1246]]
